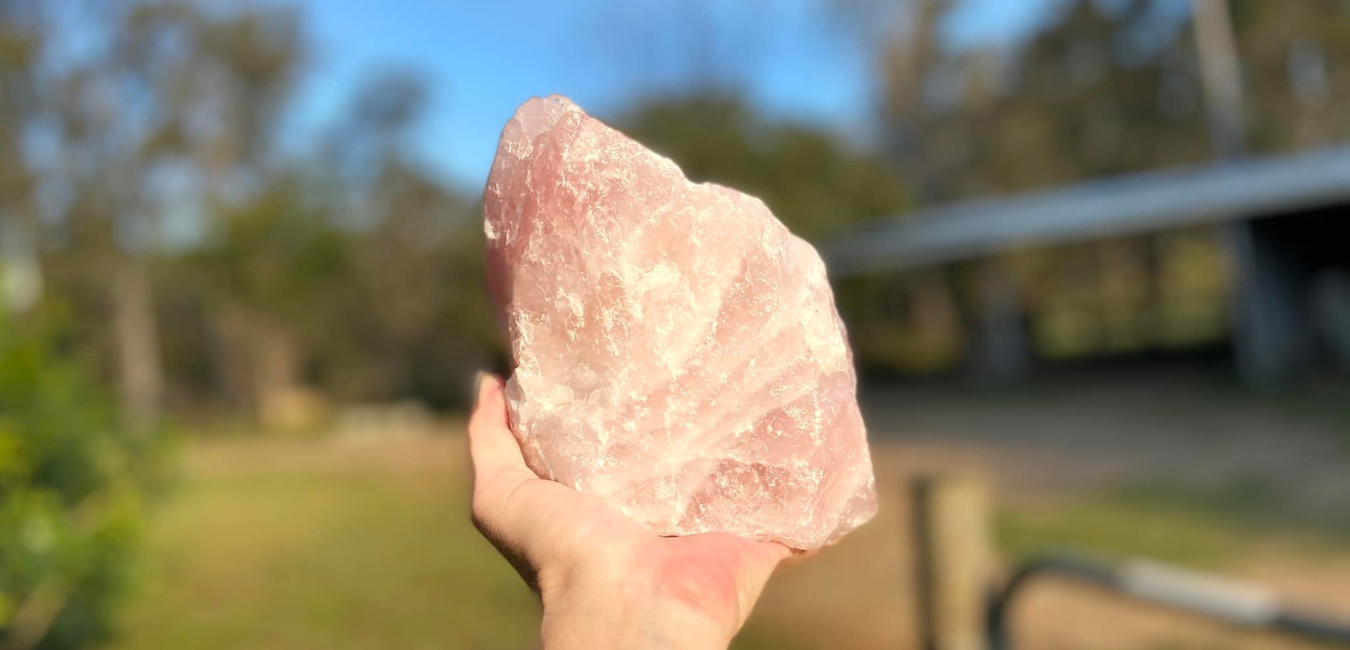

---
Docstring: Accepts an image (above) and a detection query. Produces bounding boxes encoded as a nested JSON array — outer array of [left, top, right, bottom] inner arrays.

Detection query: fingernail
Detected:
[[471, 370, 488, 409]]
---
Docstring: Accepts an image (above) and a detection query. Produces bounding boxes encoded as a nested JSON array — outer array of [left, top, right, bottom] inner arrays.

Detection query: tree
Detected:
[[177, 67, 498, 417], [849, 0, 1350, 203], [825, 1, 1228, 369], [187, 175, 352, 423], [0, 0, 44, 314], [0, 310, 164, 650], [324, 69, 498, 408], [859, 0, 1212, 204], [622, 92, 908, 243], [830, 0, 1350, 371], [49, 1, 303, 427], [1230, 0, 1350, 153]]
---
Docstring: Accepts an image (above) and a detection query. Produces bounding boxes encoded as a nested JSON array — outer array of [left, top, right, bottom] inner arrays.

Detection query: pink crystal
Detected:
[[483, 95, 877, 550]]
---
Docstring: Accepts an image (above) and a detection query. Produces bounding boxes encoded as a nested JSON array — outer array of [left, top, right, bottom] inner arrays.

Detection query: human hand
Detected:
[[468, 373, 791, 650]]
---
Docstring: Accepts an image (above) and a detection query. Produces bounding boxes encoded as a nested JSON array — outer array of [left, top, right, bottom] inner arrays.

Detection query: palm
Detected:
[[468, 374, 790, 638], [494, 475, 787, 627]]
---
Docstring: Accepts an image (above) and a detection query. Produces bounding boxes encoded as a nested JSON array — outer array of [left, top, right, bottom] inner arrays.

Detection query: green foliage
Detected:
[[838, 0, 1350, 371], [623, 93, 908, 242], [873, 0, 1350, 204], [1231, 0, 1350, 153], [194, 177, 358, 336], [165, 169, 499, 413], [0, 311, 165, 649], [877, 0, 1213, 204]]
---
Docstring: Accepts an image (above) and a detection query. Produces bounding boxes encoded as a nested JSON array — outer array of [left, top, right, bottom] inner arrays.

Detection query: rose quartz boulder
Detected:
[[483, 95, 877, 549]]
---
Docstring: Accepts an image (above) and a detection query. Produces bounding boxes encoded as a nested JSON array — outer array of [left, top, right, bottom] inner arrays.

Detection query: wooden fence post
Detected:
[[913, 475, 992, 650]]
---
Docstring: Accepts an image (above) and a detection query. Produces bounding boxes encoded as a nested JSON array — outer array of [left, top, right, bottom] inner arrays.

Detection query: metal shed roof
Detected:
[[824, 146, 1350, 277]]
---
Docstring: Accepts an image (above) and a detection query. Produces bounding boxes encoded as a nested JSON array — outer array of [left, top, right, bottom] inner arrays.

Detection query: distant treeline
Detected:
[[4, 0, 1350, 429]]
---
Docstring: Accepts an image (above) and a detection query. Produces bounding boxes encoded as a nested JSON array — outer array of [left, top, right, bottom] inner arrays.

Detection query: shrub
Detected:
[[0, 310, 166, 650]]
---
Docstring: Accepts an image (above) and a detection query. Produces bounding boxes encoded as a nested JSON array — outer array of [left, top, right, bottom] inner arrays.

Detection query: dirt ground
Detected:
[[745, 369, 1350, 649], [748, 440, 1350, 650]]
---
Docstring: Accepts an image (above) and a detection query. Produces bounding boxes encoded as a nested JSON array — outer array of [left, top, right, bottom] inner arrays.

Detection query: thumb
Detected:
[[466, 373, 547, 589], [467, 373, 532, 483]]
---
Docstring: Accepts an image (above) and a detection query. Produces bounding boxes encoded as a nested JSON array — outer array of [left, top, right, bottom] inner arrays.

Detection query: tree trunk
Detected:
[[250, 318, 303, 430], [0, 213, 43, 313], [213, 306, 307, 429], [111, 259, 164, 429]]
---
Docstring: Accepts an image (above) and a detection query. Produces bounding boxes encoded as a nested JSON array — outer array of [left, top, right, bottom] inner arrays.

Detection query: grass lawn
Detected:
[[100, 433, 1350, 650], [102, 433, 808, 650], [102, 434, 539, 650]]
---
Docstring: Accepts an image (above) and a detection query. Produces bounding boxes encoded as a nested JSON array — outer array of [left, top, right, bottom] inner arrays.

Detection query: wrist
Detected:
[[538, 563, 737, 650]]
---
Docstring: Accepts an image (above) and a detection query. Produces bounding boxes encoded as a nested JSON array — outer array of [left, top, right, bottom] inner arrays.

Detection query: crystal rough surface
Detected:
[[483, 95, 878, 549]]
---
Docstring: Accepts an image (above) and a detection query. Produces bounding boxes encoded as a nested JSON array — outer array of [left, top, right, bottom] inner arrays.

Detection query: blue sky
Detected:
[[287, 0, 1061, 194]]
